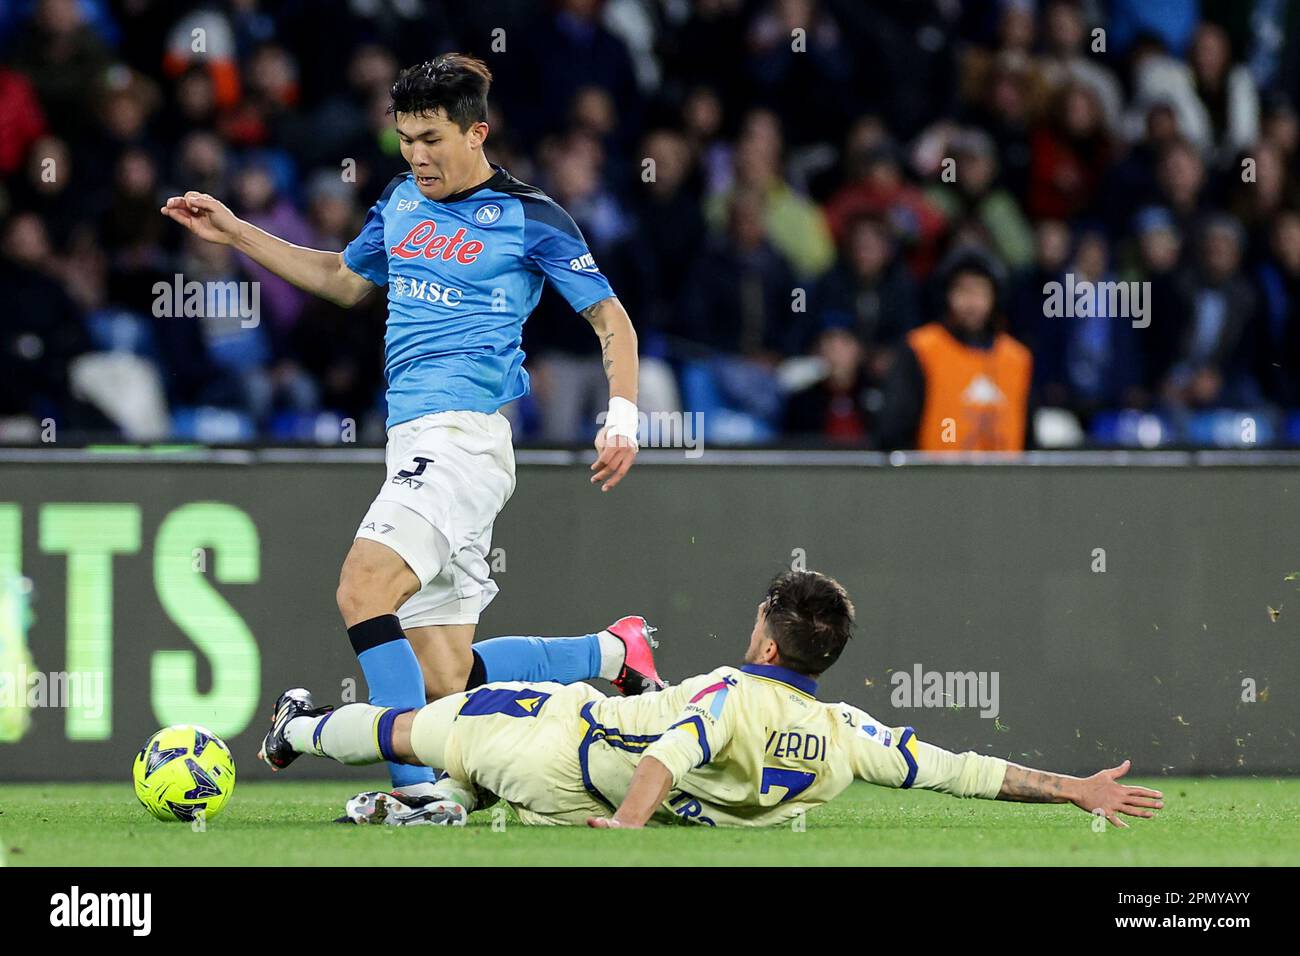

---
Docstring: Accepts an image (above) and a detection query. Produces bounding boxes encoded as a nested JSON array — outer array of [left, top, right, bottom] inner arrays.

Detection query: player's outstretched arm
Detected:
[[161, 191, 375, 307], [851, 717, 1162, 829], [997, 758, 1163, 828], [587, 755, 672, 829], [583, 295, 640, 492]]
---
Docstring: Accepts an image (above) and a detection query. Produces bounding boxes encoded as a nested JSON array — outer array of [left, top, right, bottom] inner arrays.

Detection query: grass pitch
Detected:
[[1, 777, 1297, 866]]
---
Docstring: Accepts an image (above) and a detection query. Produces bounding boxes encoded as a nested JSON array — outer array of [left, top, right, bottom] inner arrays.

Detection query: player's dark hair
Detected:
[[388, 53, 492, 130], [761, 571, 855, 676]]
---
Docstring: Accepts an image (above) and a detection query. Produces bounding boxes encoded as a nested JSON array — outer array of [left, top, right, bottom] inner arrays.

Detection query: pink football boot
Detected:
[[605, 616, 665, 696]]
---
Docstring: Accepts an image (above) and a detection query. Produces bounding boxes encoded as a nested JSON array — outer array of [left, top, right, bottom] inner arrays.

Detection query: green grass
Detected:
[[2, 778, 1298, 866]]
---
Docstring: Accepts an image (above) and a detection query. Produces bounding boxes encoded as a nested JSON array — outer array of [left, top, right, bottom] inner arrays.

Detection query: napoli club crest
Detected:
[[475, 203, 502, 225]]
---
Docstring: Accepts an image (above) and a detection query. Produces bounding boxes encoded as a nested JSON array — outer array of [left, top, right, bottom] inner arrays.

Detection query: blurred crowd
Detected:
[[2, 0, 1300, 448]]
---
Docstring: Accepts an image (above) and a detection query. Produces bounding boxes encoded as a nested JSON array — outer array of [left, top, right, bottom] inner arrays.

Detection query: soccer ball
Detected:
[[132, 724, 236, 822]]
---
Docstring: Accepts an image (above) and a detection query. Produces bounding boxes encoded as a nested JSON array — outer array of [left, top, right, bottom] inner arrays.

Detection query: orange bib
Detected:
[[906, 322, 1032, 451]]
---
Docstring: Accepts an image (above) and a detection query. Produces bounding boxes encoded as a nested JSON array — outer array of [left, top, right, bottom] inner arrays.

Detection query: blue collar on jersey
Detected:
[[740, 663, 818, 696]]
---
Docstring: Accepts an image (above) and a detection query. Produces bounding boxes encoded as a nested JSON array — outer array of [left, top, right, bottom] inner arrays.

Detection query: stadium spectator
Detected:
[[680, 84, 732, 197], [1260, 94, 1299, 161], [8, 0, 113, 143], [497, 0, 642, 150], [1029, 229, 1146, 421], [925, 127, 1035, 270], [527, 131, 664, 444], [1155, 137, 1209, 235], [0, 212, 103, 433], [705, 109, 835, 280], [231, 158, 314, 334], [1028, 81, 1113, 220], [1125, 34, 1215, 155], [160, 6, 241, 111], [676, 187, 800, 435], [1188, 22, 1260, 167], [877, 249, 1032, 451], [291, 289, 387, 432], [101, 147, 164, 253], [1040, 0, 1125, 135], [1129, 206, 1188, 391], [1228, 139, 1299, 264], [680, 187, 803, 359], [219, 42, 301, 149], [823, 131, 947, 278], [170, 130, 229, 208], [0, 66, 46, 177], [633, 128, 706, 335], [1161, 215, 1262, 410], [11, 135, 78, 249], [813, 214, 919, 380], [957, 49, 1044, 205], [1257, 209, 1300, 408], [745, 0, 855, 148], [1100, 100, 1181, 236], [782, 321, 874, 444], [660, 0, 748, 117], [1008, 217, 1072, 353], [302, 169, 359, 252]]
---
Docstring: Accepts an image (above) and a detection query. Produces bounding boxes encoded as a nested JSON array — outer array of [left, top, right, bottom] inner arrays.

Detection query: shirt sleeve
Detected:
[[641, 670, 739, 787], [342, 176, 403, 287], [841, 705, 1008, 799], [520, 197, 615, 313]]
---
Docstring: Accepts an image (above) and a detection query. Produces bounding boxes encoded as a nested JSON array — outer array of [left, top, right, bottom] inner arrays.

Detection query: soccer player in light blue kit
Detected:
[[162, 54, 664, 800]]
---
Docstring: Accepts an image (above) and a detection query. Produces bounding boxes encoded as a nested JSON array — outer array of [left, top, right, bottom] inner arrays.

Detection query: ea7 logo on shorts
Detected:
[[392, 456, 435, 490], [569, 252, 599, 272]]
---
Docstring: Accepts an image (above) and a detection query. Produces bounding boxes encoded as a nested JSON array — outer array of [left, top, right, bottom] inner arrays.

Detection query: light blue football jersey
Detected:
[[343, 166, 615, 428]]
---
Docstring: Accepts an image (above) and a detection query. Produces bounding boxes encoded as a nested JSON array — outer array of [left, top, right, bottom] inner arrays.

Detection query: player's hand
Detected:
[[160, 191, 245, 246], [586, 816, 641, 829], [590, 427, 637, 492], [1071, 759, 1163, 828]]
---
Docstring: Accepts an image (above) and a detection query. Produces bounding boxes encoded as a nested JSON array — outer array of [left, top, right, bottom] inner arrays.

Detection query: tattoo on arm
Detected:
[[997, 764, 1073, 804], [580, 296, 628, 385], [600, 331, 615, 377]]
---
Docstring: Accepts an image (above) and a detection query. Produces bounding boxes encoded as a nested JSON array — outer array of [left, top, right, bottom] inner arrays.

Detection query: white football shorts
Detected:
[[354, 410, 516, 628]]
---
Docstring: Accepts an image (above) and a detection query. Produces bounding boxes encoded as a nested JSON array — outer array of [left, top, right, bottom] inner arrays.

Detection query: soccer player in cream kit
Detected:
[[163, 54, 664, 799], [260, 570, 1166, 830]]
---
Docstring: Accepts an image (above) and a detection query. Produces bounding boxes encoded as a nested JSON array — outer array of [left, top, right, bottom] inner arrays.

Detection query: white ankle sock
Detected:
[[597, 630, 625, 681], [286, 703, 386, 765]]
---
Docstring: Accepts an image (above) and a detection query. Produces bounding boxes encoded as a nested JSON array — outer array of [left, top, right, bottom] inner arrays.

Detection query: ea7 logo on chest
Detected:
[[391, 219, 484, 263], [50, 886, 151, 936]]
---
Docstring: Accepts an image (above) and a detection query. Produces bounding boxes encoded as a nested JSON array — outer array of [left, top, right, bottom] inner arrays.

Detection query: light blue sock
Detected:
[[473, 634, 603, 684], [350, 614, 437, 791]]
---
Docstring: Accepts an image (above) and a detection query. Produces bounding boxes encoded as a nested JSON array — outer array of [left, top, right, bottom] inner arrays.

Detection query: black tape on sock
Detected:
[[347, 614, 406, 656]]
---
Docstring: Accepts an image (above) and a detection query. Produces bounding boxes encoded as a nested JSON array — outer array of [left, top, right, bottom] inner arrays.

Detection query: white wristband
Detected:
[[602, 396, 640, 445]]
